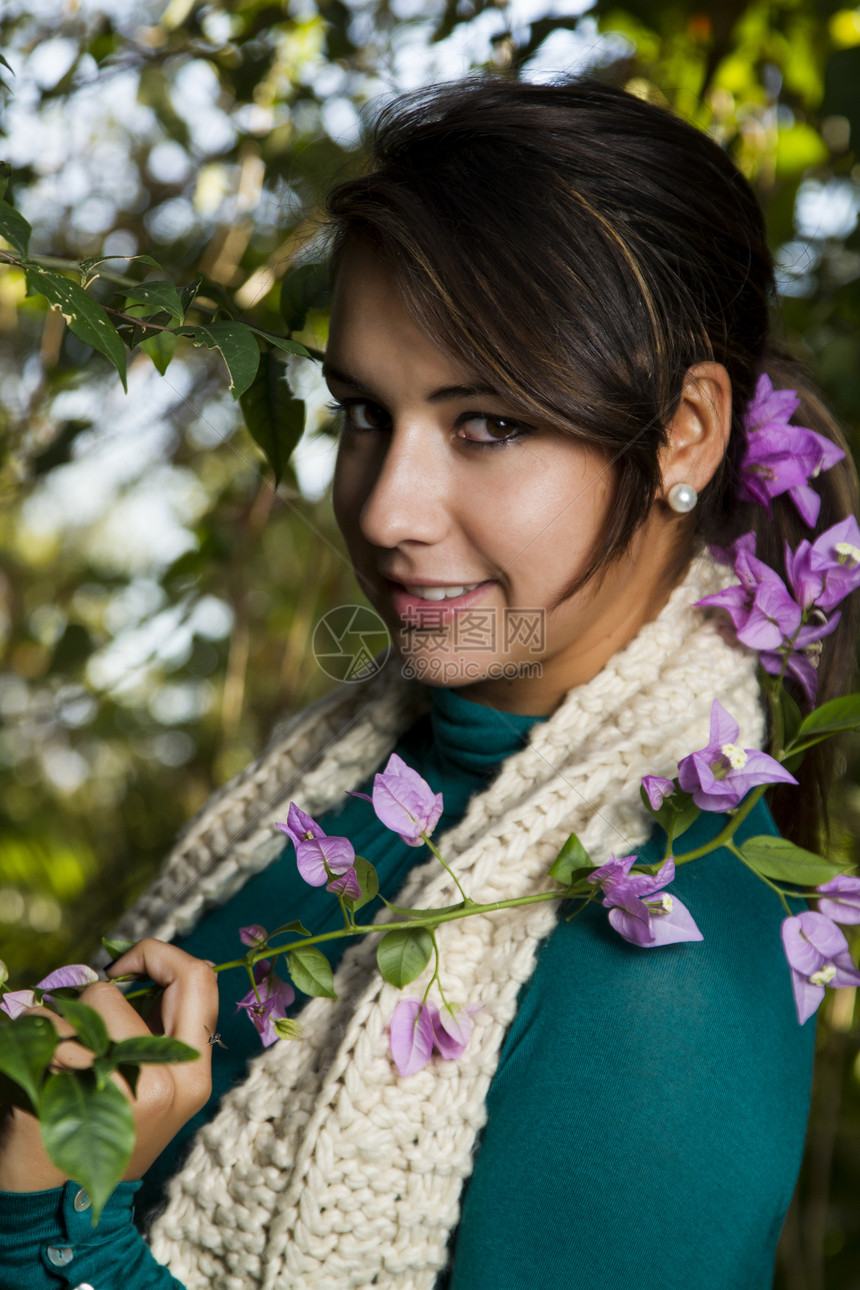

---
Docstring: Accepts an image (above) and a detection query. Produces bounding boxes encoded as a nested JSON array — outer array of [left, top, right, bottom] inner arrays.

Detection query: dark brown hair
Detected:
[[324, 76, 858, 848]]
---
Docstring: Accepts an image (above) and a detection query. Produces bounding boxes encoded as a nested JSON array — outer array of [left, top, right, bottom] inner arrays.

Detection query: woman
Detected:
[[1, 77, 857, 1289]]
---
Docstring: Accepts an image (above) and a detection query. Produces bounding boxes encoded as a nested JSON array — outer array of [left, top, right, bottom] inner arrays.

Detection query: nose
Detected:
[[357, 424, 451, 550]]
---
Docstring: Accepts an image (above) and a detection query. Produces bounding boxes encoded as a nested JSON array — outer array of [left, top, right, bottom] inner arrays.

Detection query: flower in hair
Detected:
[[739, 373, 844, 526]]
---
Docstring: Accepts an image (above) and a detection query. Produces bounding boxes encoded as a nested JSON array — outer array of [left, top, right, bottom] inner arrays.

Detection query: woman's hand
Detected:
[[0, 939, 219, 1192]]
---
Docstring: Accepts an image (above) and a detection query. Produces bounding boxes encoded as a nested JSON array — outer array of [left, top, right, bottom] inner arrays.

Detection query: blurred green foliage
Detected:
[[2, 0, 860, 1284]]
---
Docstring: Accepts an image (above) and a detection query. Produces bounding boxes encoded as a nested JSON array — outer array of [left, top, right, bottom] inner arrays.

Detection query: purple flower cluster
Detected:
[[389, 997, 480, 1077], [700, 519, 860, 704], [740, 373, 844, 526], [781, 877, 860, 1023], [348, 752, 443, 846], [234, 956, 296, 1047], [0, 964, 99, 1018], [277, 803, 362, 900], [676, 700, 796, 811], [587, 853, 702, 947]]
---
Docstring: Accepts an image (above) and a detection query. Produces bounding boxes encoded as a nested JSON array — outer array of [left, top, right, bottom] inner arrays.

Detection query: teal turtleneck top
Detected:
[[0, 686, 815, 1290]]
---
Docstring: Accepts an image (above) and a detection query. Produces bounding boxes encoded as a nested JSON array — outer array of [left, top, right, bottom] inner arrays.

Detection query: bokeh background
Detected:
[[2, 0, 860, 1284]]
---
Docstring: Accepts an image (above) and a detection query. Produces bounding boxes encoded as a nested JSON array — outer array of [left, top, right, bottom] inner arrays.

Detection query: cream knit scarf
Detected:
[[114, 556, 764, 1290]]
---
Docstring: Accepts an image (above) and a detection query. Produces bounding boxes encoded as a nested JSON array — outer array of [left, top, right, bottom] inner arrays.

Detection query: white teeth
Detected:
[[405, 582, 482, 601]]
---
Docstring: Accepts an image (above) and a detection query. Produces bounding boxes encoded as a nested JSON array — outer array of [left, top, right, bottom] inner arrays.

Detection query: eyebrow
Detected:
[[322, 362, 502, 405]]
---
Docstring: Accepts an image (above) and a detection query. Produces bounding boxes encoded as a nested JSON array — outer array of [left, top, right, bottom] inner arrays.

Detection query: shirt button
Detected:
[[72, 1285, 95, 1290], [46, 1246, 74, 1267], [73, 1188, 91, 1212]]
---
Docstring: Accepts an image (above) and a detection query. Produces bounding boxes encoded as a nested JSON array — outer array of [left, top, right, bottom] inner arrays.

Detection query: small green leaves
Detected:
[[124, 280, 185, 325], [796, 695, 860, 742], [239, 350, 305, 484], [740, 835, 850, 886], [287, 944, 336, 998], [0, 198, 31, 258], [270, 919, 311, 938], [377, 927, 434, 988], [51, 999, 110, 1057], [343, 856, 379, 913], [548, 832, 592, 885], [179, 321, 261, 397], [109, 1035, 199, 1065], [25, 265, 127, 389], [40, 1072, 135, 1224], [101, 936, 136, 960], [0, 1015, 58, 1110]]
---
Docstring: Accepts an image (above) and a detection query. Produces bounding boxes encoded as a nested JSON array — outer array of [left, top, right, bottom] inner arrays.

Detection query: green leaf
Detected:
[[0, 162, 12, 200], [343, 855, 379, 913], [179, 321, 261, 397], [124, 280, 184, 325], [51, 998, 110, 1057], [101, 937, 136, 960], [178, 276, 202, 316], [287, 944, 336, 999], [669, 794, 701, 842], [548, 833, 593, 885], [376, 926, 434, 988], [740, 836, 850, 886], [796, 695, 860, 742], [110, 1035, 199, 1064], [239, 350, 306, 485], [80, 253, 161, 287], [116, 1063, 141, 1098], [245, 325, 311, 359], [779, 687, 804, 747], [0, 1015, 58, 1111], [25, 266, 127, 389], [40, 1071, 134, 1224], [0, 198, 31, 258], [0, 55, 13, 76], [270, 919, 311, 938], [140, 328, 178, 374]]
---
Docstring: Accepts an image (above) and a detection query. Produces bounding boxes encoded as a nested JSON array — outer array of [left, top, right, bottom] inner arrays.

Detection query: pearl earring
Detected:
[[667, 482, 697, 514]]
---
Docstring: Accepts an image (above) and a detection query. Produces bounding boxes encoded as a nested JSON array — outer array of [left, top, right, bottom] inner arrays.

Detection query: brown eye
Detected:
[[458, 413, 530, 445], [343, 400, 391, 432]]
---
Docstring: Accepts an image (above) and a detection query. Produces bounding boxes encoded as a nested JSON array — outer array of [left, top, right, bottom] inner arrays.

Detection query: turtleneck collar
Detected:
[[424, 684, 547, 780]]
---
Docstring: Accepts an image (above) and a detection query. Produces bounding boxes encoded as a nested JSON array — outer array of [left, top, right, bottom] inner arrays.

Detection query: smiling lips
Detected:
[[384, 579, 496, 620]]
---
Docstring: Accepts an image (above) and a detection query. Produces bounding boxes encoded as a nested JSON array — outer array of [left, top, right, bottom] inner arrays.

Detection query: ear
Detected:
[[659, 362, 732, 503]]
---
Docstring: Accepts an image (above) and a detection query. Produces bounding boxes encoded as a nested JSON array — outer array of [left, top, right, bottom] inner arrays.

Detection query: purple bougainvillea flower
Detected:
[[740, 374, 844, 526], [431, 1002, 481, 1060], [277, 803, 356, 888], [36, 965, 99, 992], [587, 853, 703, 947], [235, 960, 296, 1047], [697, 536, 802, 652], [677, 700, 797, 811], [816, 874, 860, 925], [239, 924, 269, 948], [781, 910, 860, 1024], [389, 998, 480, 1075], [785, 516, 860, 614], [325, 866, 362, 901], [642, 775, 676, 811], [0, 989, 37, 1019], [389, 997, 437, 1076], [359, 753, 444, 846]]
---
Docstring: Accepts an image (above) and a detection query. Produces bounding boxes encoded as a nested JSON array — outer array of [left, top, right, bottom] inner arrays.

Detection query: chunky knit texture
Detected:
[[113, 557, 764, 1289]]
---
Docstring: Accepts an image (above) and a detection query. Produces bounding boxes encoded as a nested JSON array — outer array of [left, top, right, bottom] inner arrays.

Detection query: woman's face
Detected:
[[328, 243, 680, 714]]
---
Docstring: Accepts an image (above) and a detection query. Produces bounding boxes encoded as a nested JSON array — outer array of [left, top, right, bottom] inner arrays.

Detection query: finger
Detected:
[[107, 939, 219, 1054]]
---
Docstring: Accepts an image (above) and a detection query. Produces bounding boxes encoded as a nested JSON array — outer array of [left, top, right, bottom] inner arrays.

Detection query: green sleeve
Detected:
[[447, 801, 815, 1290], [0, 1181, 185, 1290]]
